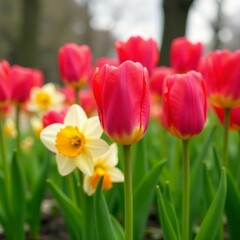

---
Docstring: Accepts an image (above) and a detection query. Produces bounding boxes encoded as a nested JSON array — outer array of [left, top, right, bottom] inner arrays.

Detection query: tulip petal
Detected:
[[56, 154, 76, 176], [85, 138, 109, 158], [75, 150, 94, 176], [64, 104, 87, 128], [40, 123, 63, 153]]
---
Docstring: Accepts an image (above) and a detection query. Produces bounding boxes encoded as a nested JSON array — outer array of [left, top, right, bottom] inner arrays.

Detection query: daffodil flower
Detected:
[[83, 143, 124, 196], [40, 104, 109, 176], [27, 82, 64, 114]]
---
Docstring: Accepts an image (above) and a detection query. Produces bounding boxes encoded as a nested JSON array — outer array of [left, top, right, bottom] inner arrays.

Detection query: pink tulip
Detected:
[[10, 65, 43, 104], [170, 37, 203, 73], [115, 36, 159, 76], [79, 89, 97, 117], [95, 57, 119, 68], [58, 43, 92, 88], [0, 60, 11, 106], [162, 71, 207, 139], [42, 108, 67, 128], [200, 49, 240, 108], [92, 60, 150, 145], [150, 66, 175, 96]]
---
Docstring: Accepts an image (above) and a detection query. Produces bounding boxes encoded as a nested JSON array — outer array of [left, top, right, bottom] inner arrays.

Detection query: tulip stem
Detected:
[[123, 144, 133, 240], [0, 117, 10, 191], [75, 87, 81, 106], [182, 139, 190, 240], [223, 108, 230, 167], [15, 105, 21, 160]]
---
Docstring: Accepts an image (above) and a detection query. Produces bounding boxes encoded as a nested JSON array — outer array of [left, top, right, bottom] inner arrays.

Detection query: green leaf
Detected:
[[225, 170, 240, 240], [28, 155, 50, 237], [94, 178, 118, 240], [190, 126, 216, 222], [111, 215, 124, 240], [133, 160, 166, 240], [132, 138, 148, 189], [163, 181, 181, 240], [195, 168, 227, 240], [156, 185, 178, 240], [47, 179, 82, 240], [9, 151, 26, 240]]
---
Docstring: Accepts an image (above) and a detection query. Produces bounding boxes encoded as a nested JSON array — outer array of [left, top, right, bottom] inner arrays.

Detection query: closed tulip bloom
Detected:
[[170, 37, 203, 73], [200, 50, 240, 108], [162, 71, 207, 139], [92, 60, 150, 145], [11, 65, 43, 104], [115, 36, 159, 76], [58, 43, 92, 88], [0, 60, 11, 106], [42, 108, 67, 128]]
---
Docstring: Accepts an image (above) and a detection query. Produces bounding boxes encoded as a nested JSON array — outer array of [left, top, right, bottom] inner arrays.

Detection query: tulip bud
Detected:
[[0, 60, 11, 106], [200, 49, 240, 108], [92, 60, 150, 145], [58, 43, 92, 88], [170, 37, 203, 73], [115, 36, 159, 76], [162, 71, 207, 139]]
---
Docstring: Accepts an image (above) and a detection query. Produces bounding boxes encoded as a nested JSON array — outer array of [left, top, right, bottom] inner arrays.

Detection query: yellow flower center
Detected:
[[55, 126, 85, 157], [90, 166, 112, 190], [34, 91, 52, 110]]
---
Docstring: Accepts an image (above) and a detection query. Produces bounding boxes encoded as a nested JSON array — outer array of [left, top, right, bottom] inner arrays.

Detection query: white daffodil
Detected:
[[40, 104, 109, 176], [27, 83, 64, 114], [83, 143, 124, 196]]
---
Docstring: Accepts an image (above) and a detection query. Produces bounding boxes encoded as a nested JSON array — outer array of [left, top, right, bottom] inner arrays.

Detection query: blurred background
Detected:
[[0, 0, 240, 83]]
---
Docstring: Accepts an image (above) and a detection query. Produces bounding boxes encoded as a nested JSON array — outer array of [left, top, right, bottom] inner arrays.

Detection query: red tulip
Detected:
[[0, 60, 11, 106], [42, 108, 67, 128], [92, 60, 150, 145], [95, 57, 119, 68], [162, 71, 207, 139], [170, 37, 203, 73], [213, 106, 240, 131], [150, 66, 175, 96], [79, 89, 97, 117], [10, 65, 43, 104], [115, 36, 159, 76], [200, 49, 240, 108], [58, 43, 92, 88]]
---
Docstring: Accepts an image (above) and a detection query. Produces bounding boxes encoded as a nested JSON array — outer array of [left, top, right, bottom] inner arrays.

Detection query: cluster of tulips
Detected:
[[0, 35, 240, 240]]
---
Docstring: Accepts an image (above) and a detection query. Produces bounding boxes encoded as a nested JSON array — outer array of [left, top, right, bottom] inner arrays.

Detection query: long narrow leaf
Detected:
[[94, 178, 118, 240], [195, 168, 227, 240], [47, 179, 82, 240], [156, 185, 178, 240], [225, 170, 240, 240], [9, 151, 25, 240], [133, 160, 166, 240]]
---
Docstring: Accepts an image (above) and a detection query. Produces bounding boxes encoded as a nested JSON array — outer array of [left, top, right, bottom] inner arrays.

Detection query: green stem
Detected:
[[75, 87, 80, 105], [182, 139, 190, 240], [0, 117, 10, 189], [223, 108, 230, 167], [123, 145, 133, 240], [15, 105, 21, 160], [67, 173, 78, 206]]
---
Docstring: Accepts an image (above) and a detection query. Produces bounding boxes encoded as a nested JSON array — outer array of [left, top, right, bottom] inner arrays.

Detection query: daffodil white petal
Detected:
[[109, 168, 124, 182], [75, 150, 94, 176], [83, 176, 95, 196], [64, 104, 87, 128], [40, 123, 63, 153], [85, 138, 109, 157], [98, 143, 118, 167], [56, 154, 76, 176], [82, 116, 103, 138], [43, 82, 55, 92]]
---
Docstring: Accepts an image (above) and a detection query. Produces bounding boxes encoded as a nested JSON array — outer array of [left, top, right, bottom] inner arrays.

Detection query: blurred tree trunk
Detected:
[[14, 0, 40, 67], [160, 0, 194, 66]]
